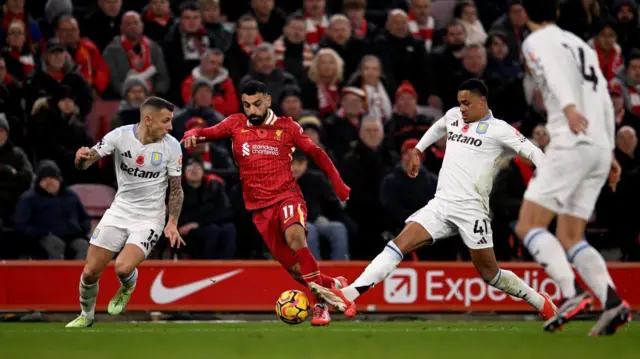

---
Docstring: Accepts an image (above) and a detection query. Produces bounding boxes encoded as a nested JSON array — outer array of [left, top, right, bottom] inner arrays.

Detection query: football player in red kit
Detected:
[[182, 81, 351, 326]]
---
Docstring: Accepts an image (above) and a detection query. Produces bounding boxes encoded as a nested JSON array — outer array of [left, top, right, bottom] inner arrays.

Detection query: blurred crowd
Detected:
[[0, 0, 639, 261]]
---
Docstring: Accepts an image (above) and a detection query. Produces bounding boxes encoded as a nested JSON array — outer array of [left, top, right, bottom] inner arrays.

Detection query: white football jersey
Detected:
[[93, 125, 182, 223], [416, 108, 543, 211], [523, 24, 615, 150]]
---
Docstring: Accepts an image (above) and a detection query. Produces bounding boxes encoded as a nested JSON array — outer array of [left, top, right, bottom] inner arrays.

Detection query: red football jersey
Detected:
[[184, 110, 350, 211]]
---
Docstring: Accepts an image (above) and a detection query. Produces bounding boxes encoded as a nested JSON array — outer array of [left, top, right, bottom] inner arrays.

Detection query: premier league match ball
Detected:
[[275, 290, 310, 325]]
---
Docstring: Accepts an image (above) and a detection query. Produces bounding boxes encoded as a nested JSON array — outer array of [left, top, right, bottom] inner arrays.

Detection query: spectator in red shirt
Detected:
[[0, 0, 43, 50], [142, 0, 175, 44], [181, 48, 238, 114], [1, 20, 36, 83], [55, 16, 110, 97]]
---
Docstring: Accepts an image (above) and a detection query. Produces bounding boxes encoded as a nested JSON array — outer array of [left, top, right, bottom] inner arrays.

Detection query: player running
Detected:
[[181, 80, 351, 326], [310, 79, 557, 320], [66, 97, 185, 328], [515, 0, 630, 336]]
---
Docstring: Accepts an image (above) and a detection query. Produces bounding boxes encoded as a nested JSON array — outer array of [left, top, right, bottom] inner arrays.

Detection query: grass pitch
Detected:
[[0, 321, 637, 359]]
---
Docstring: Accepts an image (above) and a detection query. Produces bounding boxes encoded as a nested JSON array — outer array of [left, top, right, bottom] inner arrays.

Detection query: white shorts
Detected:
[[90, 212, 164, 258], [524, 144, 610, 220], [406, 197, 493, 250]]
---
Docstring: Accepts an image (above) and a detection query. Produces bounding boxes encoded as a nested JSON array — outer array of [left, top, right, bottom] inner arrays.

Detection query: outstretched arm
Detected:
[[415, 116, 447, 152], [75, 147, 101, 170], [292, 124, 350, 201], [181, 115, 236, 147], [498, 124, 544, 167]]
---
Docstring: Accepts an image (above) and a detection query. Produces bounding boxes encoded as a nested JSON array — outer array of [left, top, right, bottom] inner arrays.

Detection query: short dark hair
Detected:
[[141, 96, 175, 112], [458, 78, 489, 99], [241, 80, 269, 96], [522, 0, 558, 24], [179, 1, 199, 13], [286, 11, 305, 25]]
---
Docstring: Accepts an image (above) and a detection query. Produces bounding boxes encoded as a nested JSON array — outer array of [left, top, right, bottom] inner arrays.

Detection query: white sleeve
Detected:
[[167, 138, 183, 177], [523, 38, 576, 111], [92, 128, 122, 157], [497, 123, 545, 167], [416, 116, 447, 152]]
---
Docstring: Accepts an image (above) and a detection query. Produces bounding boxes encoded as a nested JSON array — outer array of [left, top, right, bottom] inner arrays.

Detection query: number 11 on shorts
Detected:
[[283, 205, 294, 219]]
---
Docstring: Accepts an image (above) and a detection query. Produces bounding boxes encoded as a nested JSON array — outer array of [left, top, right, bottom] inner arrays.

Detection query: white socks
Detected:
[[568, 240, 615, 307], [489, 269, 545, 311], [79, 277, 98, 320], [119, 268, 138, 294], [343, 242, 404, 301], [524, 228, 576, 298]]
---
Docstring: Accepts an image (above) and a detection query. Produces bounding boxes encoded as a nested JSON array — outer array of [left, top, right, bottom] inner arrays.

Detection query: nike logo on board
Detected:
[[150, 269, 243, 304]]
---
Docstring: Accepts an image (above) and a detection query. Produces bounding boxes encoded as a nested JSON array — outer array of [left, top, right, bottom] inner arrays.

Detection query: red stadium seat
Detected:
[[69, 184, 116, 218]]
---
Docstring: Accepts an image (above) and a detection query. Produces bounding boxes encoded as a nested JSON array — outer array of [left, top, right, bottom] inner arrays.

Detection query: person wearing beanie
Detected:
[[172, 77, 224, 140], [111, 76, 151, 129], [384, 80, 435, 154], [280, 85, 304, 119], [0, 114, 33, 230], [12, 160, 90, 260]]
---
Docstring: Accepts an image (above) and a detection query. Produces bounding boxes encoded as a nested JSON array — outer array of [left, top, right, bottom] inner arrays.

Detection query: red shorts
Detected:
[[252, 195, 308, 269]]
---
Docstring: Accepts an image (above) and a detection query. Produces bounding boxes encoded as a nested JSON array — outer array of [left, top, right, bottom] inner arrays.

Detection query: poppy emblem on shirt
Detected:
[[258, 129, 267, 138], [136, 155, 145, 166], [461, 124, 469, 133], [151, 152, 163, 166], [476, 123, 489, 134]]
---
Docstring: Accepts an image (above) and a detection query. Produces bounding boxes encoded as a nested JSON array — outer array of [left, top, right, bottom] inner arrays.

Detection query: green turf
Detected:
[[0, 321, 637, 359]]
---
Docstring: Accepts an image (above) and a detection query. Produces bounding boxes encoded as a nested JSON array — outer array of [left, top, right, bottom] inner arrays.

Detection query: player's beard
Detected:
[[247, 111, 267, 126]]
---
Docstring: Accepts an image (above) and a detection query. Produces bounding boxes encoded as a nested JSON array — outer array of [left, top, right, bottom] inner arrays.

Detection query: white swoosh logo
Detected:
[[150, 269, 243, 304]]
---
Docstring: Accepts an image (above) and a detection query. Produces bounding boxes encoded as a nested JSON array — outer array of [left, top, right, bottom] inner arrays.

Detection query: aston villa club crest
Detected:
[[151, 152, 163, 166], [476, 123, 489, 134]]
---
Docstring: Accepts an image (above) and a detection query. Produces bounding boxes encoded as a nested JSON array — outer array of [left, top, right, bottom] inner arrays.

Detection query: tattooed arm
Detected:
[[75, 147, 102, 170], [164, 175, 186, 247]]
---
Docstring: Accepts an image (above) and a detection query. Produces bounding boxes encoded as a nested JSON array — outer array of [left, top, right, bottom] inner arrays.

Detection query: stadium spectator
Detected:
[[558, 0, 602, 41], [41, 0, 73, 40], [301, 47, 343, 117], [589, 18, 623, 82], [103, 11, 170, 98], [610, 82, 640, 134], [376, 9, 439, 107], [13, 160, 90, 260], [142, 0, 175, 44], [612, 0, 640, 57], [455, 0, 487, 45], [346, 55, 392, 122], [423, 135, 445, 174], [0, 0, 43, 50], [0, 65, 26, 148], [199, 0, 233, 52], [303, 0, 329, 51], [614, 49, 640, 116], [380, 138, 437, 238], [81, 0, 123, 52], [490, 0, 529, 58], [250, 0, 287, 43], [319, 14, 368, 81], [225, 14, 263, 85], [181, 49, 238, 113], [323, 87, 365, 158], [615, 126, 640, 174], [1, 20, 37, 83], [485, 31, 523, 80], [407, 0, 436, 53], [0, 115, 32, 229], [279, 85, 304, 119], [432, 21, 467, 102], [273, 12, 313, 82], [181, 117, 236, 182], [29, 85, 97, 185], [110, 76, 150, 129], [239, 42, 297, 115], [179, 157, 236, 259], [55, 15, 110, 96], [343, 0, 378, 41], [341, 115, 397, 259], [297, 112, 339, 172], [163, 2, 215, 103], [25, 38, 93, 117], [291, 151, 351, 260], [384, 81, 434, 154], [173, 79, 224, 140]]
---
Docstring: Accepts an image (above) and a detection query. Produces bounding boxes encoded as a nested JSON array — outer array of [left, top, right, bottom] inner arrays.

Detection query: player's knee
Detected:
[[474, 260, 499, 283], [284, 225, 306, 251], [114, 260, 136, 279], [514, 220, 532, 241], [82, 266, 102, 284]]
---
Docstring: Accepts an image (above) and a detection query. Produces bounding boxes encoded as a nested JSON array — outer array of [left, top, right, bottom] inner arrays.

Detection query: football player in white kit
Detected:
[[66, 97, 185, 327], [515, 0, 631, 336], [310, 79, 557, 320]]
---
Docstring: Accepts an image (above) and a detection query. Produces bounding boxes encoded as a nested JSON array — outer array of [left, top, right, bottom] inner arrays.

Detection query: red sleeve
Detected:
[[290, 120, 350, 201], [212, 78, 239, 116], [182, 75, 194, 105], [87, 39, 110, 94], [183, 114, 238, 141]]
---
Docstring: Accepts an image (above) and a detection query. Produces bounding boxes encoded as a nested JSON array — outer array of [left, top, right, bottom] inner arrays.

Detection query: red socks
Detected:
[[294, 247, 321, 285]]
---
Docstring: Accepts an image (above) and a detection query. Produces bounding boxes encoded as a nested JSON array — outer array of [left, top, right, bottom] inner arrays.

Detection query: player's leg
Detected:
[[108, 224, 161, 315], [66, 224, 123, 328], [310, 201, 449, 317]]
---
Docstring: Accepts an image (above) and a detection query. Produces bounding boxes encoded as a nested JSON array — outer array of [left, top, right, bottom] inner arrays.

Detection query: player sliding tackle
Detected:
[[182, 81, 351, 326], [310, 79, 557, 320], [67, 97, 185, 328]]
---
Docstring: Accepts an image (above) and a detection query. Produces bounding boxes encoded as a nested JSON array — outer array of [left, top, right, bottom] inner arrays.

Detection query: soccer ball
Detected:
[[275, 290, 310, 325]]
